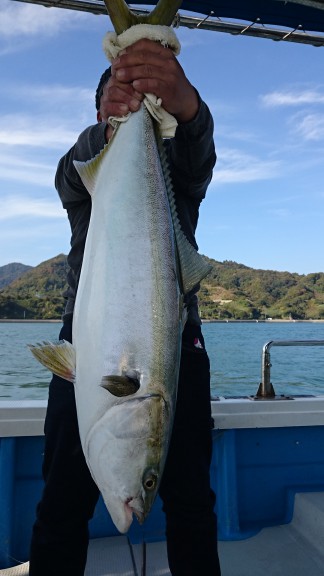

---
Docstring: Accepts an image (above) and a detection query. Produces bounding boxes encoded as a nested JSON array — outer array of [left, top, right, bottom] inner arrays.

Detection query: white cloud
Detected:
[[261, 88, 324, 108], [0, 219, 70, 266], [207, 99, 235, 117], [0, 147, 58, 186], [0, 164, 54, 187], [212, 148, 281, 184], [215, 124, 260, 144], [0, 0, 88, 38], [1, 83, 93, 106], [0, 195, 65, 220], [0, 116, 78, 148], [261, 193, 302, 207], [0, 0, 98, 56], [177, 27, 210, 49], [0, 82, 96, 138], [292, 113, 324, 141], [0, 86, 96, 187]]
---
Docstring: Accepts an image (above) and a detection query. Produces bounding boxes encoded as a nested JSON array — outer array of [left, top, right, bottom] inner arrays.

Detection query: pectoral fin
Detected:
[[101, 374, 140, 397], [28, 340, 76, 383]]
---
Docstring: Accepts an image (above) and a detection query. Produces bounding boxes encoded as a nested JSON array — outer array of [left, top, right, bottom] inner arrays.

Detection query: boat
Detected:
[[1, 336, 324, 574], [2, 0, 324, 574]]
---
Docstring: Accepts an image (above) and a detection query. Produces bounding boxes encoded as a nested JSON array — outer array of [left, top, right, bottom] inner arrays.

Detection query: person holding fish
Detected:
[[29, 36, 221, 576]]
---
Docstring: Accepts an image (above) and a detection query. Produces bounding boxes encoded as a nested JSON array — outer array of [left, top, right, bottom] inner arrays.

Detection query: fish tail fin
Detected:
[[28, 340, 76, 383], [103, 0, 182, 34]]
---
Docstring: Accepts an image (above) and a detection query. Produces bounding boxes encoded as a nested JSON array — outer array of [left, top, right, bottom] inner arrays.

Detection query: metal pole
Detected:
[[256, 340, 324, 399]]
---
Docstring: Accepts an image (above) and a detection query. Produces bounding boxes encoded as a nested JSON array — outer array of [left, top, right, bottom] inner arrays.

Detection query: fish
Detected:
[[29, 102, 211, 533], [29, 2, 212, 533]]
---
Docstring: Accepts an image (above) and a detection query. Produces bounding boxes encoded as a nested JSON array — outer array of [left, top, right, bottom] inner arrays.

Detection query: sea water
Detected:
[[203, 321, 324, 397], [1, 321, 324, 400], [0, 322, 59, 400]]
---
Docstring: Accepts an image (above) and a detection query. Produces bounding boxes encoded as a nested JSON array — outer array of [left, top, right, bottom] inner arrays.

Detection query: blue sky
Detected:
[[1, 0, 324, 275]]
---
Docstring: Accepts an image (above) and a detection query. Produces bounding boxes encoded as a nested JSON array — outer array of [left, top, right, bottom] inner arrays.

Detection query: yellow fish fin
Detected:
[[28, 340, 76, 383]]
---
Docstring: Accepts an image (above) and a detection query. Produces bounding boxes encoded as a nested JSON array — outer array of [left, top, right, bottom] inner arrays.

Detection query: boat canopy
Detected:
[[9, 0, 324, 46]]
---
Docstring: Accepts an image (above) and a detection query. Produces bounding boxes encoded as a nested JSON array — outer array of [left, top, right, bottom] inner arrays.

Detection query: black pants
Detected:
[[29, 319, 221, 576]]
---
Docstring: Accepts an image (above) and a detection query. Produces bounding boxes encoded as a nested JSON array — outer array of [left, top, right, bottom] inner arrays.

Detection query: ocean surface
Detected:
[[1, 321, 324, 400]]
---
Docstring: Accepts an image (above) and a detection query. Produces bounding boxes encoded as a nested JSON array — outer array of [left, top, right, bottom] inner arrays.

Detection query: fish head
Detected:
[[84, 393, 169, 533]]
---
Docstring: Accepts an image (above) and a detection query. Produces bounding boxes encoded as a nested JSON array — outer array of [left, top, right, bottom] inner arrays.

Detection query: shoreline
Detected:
[[1, 318, 324, 324], [202, 319, 324, 323], [0, 319, 61, 323]]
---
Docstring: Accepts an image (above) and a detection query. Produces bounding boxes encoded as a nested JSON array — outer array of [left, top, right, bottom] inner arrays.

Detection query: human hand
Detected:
[[99, 73, 143, 141], [99, 73, 143, 122], [100, 38, 199, 126]]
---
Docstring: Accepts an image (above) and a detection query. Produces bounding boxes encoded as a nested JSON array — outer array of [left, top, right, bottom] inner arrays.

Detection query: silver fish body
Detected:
[[29, 103, 211, 533], [73, 105, 182, 532]]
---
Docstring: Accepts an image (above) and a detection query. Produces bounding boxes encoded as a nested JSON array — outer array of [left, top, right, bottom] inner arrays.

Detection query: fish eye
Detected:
[[143, 469, 158, 492], [144, 476, 157, 490]]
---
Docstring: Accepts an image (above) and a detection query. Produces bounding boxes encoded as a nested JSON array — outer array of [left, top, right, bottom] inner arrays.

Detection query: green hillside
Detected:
[[1, 254, 324, 320], [0, 262, 33, 289], [201, 258, 324, 320], [0, 255, 68, 320]]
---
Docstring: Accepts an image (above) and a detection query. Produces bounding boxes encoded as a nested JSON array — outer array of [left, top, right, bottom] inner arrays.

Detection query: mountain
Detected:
[[0, 255, 68, 320], [201, 258, 324, 320], [1, 254, 324, 320], [0, 262, 33, 289]]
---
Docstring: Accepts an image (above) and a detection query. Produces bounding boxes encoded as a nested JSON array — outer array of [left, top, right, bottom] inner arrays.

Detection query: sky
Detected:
[[0, 1, 324, 275]]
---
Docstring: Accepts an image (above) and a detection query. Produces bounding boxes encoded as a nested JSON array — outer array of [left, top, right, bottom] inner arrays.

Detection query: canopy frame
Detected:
[[9, 0, 324, 46]]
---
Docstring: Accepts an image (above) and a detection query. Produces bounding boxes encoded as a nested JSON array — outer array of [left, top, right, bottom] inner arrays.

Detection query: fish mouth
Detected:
[[125, 496, 145, 525]]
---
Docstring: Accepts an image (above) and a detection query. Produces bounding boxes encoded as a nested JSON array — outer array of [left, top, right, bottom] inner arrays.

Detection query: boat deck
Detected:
[[1, 492, 324, 576]]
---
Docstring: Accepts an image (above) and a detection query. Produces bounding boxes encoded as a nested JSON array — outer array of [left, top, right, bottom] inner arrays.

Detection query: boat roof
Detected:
[[9, 0, 324, 46]]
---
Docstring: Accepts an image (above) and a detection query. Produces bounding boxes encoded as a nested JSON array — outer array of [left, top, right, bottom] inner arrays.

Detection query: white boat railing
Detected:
[[256, 339, 324, 399]]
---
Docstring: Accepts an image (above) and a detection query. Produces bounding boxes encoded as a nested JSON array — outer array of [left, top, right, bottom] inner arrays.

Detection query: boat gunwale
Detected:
[[1, 397, 324, 437]]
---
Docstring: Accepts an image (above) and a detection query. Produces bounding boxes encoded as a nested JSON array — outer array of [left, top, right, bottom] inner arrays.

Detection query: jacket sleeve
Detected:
[[168, 93, 216, 201], [55, 122, 107, 208], [165, 94, 216, 250]]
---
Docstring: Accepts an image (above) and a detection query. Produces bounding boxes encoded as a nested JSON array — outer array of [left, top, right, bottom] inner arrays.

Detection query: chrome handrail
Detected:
[[256, 339, 324, 399]]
